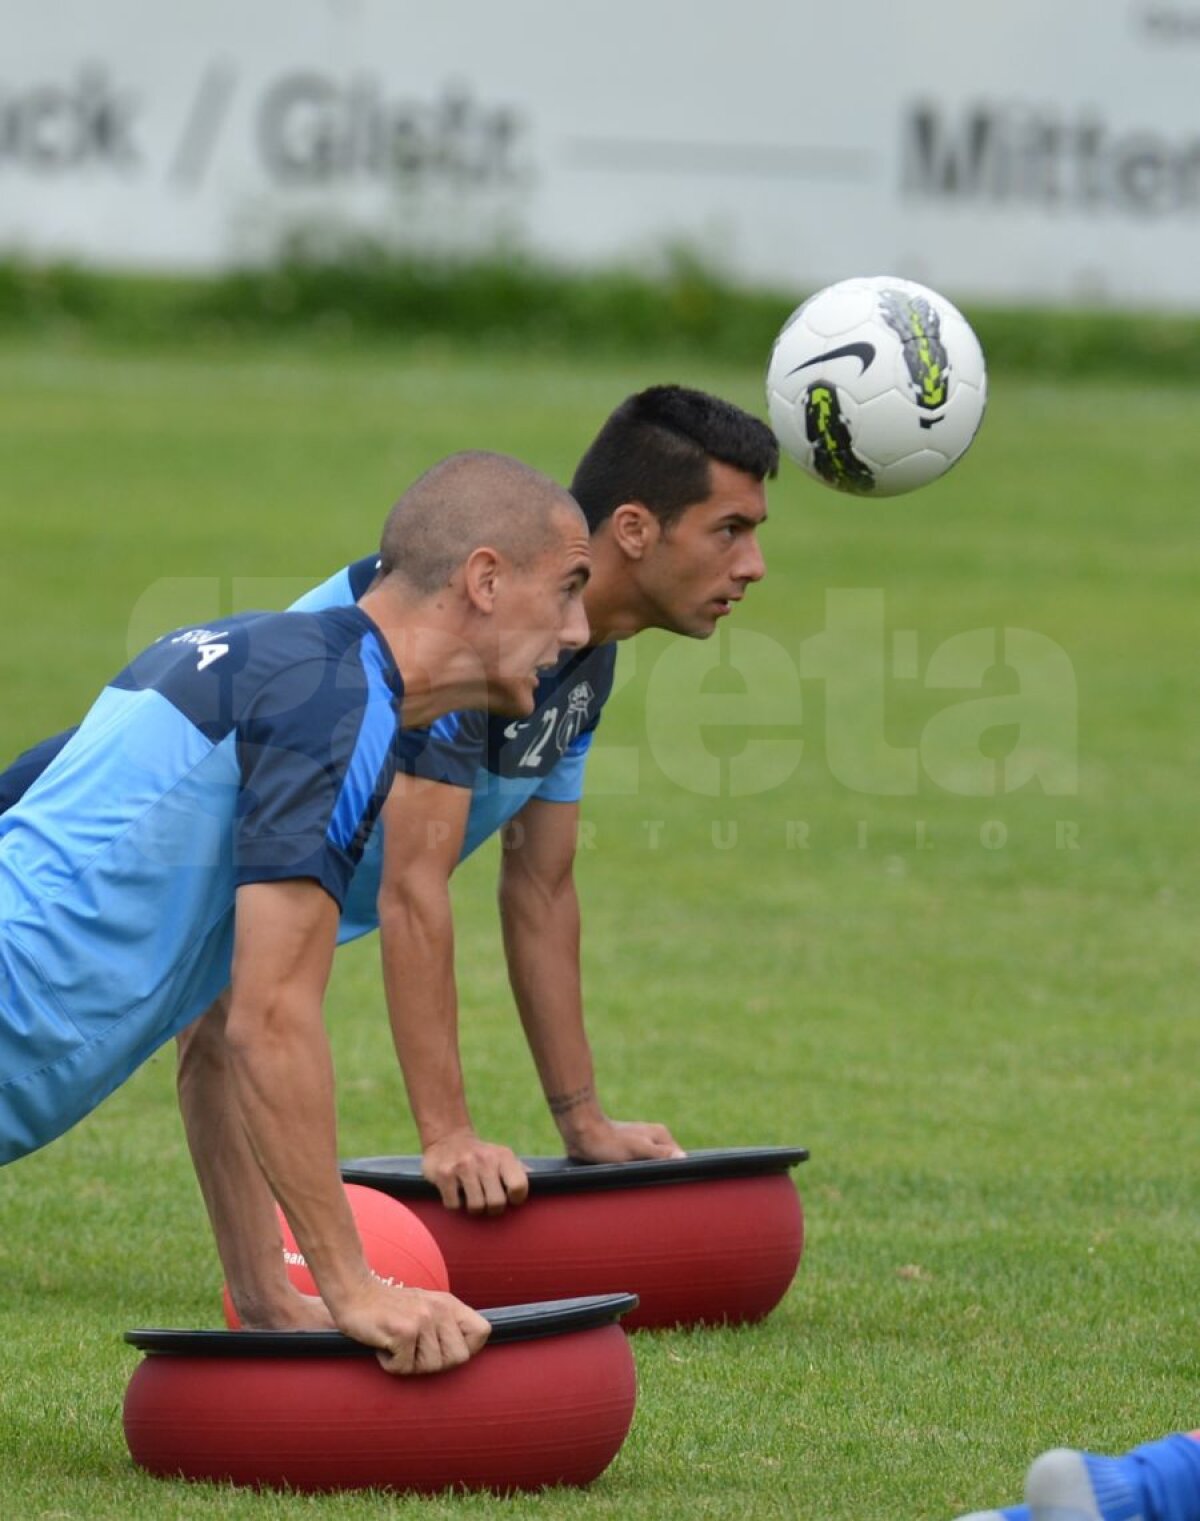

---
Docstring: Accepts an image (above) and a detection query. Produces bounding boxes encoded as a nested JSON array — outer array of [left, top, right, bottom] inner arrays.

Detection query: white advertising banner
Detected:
[[2, 1, 1200, 308]]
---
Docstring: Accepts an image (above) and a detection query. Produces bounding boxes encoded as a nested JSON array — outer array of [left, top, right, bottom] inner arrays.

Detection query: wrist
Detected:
[[418, 1116, 478, 1151], [232, 1281, 325, 1331], [228, 1277, 300, 1330], [548, 1085, 606, 1145], [312, 1255, 377, 1319]]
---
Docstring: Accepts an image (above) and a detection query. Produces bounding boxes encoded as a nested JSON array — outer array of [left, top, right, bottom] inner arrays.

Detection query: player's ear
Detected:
[[463, 546, 501, 613], [609, 502, 658, 561]]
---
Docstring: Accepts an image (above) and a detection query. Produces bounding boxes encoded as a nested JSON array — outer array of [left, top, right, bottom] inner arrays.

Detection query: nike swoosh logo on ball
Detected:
[[787, 342, 876, 377]]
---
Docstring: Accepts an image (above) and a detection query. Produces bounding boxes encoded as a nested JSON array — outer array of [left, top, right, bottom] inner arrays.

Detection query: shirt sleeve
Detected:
[[288, 554, 379, 613], [232, 642, 399, 906], [533, 726, 596, 804], [398, 710, 487, 790]]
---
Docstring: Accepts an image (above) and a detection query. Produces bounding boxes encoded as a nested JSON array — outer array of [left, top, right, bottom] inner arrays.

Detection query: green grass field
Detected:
[[0, 337, 1197, 1520]]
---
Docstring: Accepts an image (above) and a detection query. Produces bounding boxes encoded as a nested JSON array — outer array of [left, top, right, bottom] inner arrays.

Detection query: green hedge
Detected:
[[1, 248, 1198, 380]]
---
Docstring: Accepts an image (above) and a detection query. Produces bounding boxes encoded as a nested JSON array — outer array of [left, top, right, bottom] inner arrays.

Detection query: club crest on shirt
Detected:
[[494, 680, 597, 774], [488, 647, 614, 779], [555, 682, 594, 754]]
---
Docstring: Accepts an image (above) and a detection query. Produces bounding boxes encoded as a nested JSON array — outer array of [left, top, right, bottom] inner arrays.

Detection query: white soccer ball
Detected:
[[765, 275, 987, 497]]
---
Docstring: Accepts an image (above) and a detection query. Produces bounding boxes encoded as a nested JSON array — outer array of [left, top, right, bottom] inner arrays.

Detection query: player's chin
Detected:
[[490, 676, 537, 717], [676, 609, 723, 640]]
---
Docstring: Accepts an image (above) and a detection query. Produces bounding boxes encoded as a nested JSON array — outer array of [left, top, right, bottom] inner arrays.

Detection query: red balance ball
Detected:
[[342, 1147, 807, 1330], [223, 1183, 448, 1328], [125, 1297, 638, 1493]]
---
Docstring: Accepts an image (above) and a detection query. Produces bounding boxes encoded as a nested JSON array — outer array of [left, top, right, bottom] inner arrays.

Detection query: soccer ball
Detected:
[[765, 275, 987, 497]]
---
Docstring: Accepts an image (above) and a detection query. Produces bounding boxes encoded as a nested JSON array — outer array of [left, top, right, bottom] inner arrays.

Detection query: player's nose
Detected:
[[738, 533, 766, 585], [560, 590, 589, 650]]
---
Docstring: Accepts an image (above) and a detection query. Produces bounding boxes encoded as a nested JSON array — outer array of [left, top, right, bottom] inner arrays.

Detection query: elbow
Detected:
[[222, 988, 307, 1059], [376, 871, 451, 939], [498, 860, 572, 921]]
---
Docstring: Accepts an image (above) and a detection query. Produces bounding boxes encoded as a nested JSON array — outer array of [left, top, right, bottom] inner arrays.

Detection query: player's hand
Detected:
[[422, 1129, 531, 1214], [336, 1278, 491, 1375], [564, 1117, 685, 1165]]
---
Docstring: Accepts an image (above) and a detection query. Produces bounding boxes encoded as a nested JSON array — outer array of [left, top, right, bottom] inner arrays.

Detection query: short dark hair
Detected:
[[569, 385, 779, 532]]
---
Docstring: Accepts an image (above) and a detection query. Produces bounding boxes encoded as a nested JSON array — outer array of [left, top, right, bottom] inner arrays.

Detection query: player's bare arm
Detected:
[[499, 796, 684, 1164], [176, 990, 335, 1332], [376, 774, 530, 1215], [224, 877, 490, 1372]]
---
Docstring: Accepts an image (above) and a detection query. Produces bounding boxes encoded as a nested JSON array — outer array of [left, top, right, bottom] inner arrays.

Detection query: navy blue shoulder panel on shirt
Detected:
[[110, 610, 356, 743], [34, 607, 406, 910], [227, 611, 404, 903], [346, 554, 381, 600], [0, 604, 415, 856]]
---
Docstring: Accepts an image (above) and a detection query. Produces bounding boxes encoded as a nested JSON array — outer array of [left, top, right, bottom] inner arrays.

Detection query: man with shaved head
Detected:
[[0, 451, 590, 1375], [380, 451, 574, 594]]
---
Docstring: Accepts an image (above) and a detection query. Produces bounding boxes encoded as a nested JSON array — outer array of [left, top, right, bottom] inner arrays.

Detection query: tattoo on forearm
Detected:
[[548, 1084, 595, 1117]]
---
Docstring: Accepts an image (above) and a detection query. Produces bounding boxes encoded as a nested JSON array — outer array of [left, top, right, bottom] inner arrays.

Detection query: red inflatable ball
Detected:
[[342, 1147, 807, 1331], [223, 1182, 448, 1328], [124, 1298, 638, 1494]]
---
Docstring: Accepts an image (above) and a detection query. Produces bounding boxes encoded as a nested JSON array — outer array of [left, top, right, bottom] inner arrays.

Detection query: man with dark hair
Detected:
[[288, 385, 778, 1213], [571, 384, 780, 533], [0, 452, 591, 1371]]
